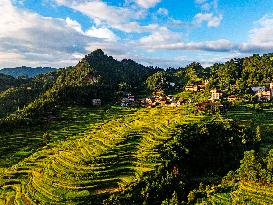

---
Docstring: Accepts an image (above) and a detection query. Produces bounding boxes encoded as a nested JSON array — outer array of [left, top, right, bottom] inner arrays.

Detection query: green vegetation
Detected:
[[0, 50, 272, 204], [0, 106, 135, 167], [0, 106, 204, 204], [0, 73, 29, 92]]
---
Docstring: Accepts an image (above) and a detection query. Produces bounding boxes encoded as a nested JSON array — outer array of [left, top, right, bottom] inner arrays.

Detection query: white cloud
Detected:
[[0, 0, 107, 67], [195, 0, 208, 4], [157, 8, 168, 16], [239, 14, 273, 53], [201, 3, 211, 11], [139, 34, 235, 52], [135, 0, 161, 9], [65, 17, 118, 41], [249, 15, 273, 44], [194, 13, 223, 27], [85, 27, 118, 41], [186, 39, 234, 51], [65, 17, 82, 33], [55, 0, 147, 33], [139, 27, 183, 50], [195, 0, 218, 11]]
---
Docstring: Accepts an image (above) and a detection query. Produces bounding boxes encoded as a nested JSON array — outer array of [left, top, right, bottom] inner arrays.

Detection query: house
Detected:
[[210, 89, 223, 101], [169, 82, 176, 87], [145, 98, 153, 104], [128, 96, 135, 102], [167, 95, 175, 103], [185, 85, 198, 92], [257, 90, 271, 101], [197, 80, 208, 90], [251, 86, 266, 93], [92, 99, 102, 106], [227, 95, 237, 102]]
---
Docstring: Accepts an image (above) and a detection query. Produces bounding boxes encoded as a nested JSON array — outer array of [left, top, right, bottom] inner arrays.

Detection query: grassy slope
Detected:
[[0, 106, 136, 167], [0, 105, 204, 205]]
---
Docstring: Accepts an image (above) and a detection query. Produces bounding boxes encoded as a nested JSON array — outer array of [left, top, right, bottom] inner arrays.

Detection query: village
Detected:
[[91, 81, 273, 111]]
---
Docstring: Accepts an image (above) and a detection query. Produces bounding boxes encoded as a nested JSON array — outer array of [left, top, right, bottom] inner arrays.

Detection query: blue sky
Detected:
[[0, 0, 273, 68]]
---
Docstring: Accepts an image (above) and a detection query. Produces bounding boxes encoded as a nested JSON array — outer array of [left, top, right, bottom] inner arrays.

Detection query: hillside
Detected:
[[0, 71, 60, 119], [1, 50, 156, 122], [0, 73, 29, 92], [0, 51, 272, 204], [0, 105, 204, 204], [0, 66, 56, 78]]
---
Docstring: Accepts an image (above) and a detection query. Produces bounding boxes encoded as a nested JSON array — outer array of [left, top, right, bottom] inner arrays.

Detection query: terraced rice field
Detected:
[[231, 181, 273, 205], [201, 181, 273, 205], [0, 106, 134, 167], [0, 106, 204, 204], [226, 106, 273, 151]]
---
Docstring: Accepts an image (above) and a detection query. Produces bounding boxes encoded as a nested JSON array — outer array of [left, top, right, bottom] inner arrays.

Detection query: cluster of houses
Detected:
[[91, 82, 273, 108], [120, 95, 137, 107], [184, 81, 208, 92], [209, 83, 273, 102], [140, 96, 184, 108], [251, 83, 273, 101]]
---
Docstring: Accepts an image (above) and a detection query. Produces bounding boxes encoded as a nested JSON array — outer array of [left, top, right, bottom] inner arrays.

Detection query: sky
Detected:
[[0, 0, 273, 68]]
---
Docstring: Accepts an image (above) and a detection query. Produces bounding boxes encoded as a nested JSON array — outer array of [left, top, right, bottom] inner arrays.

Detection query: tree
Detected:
[[145, 71, 167, 95], [185, 62, 203, 84], [237, 150, 263, 181]]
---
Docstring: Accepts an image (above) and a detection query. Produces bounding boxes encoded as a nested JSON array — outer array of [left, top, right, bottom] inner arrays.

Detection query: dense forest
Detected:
[[0, 50, 272, 205]]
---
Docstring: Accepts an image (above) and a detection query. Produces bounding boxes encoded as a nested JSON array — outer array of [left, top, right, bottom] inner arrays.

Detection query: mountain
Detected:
[[0, 66, 56, 78], [0, 50, 157, 121]]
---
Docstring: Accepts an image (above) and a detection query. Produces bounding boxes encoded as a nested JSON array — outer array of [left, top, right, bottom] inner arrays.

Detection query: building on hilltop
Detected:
[[185, 81, 208, 92]]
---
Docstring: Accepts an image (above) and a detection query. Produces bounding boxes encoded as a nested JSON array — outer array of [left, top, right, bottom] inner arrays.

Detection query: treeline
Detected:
[[146, 53, 273, 96], [208, 53, 273, 94]]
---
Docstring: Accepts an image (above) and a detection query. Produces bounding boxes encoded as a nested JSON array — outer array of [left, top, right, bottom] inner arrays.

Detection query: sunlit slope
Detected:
[[0, 106, 133, 167], [0, 106, 203, 204]]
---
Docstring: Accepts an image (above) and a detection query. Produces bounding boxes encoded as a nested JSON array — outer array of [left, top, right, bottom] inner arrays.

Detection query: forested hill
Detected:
[[0, 73, 29, 92], [80, 49, 157, 94], [207, 53, 273, 92], [0, 50, 157, 121], [0, 66, 56, 78]]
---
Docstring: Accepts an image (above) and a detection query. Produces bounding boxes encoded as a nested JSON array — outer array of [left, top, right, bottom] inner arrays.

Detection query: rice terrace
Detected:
[[1, 0, 273, 204]]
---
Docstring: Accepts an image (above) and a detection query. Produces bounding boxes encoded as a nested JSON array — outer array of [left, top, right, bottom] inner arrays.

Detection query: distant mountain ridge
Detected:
[[0, 66, 56, 78]]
